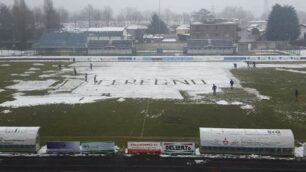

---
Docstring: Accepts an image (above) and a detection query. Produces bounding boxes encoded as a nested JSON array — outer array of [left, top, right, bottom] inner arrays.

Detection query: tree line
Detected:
[[0, 0, 60, 49], [0, 0, 304, 50]]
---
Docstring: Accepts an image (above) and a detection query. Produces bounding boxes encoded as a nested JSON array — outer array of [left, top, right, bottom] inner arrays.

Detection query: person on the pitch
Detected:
[[230, 79, 234, 89], [212, 84, 217, 95]]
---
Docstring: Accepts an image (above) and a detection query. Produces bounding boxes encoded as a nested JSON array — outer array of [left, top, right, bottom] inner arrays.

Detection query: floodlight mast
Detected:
[[158, 0, 161, 50]]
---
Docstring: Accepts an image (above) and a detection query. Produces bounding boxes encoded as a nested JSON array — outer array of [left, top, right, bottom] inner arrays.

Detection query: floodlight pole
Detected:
[[158, 0, 161, 50]]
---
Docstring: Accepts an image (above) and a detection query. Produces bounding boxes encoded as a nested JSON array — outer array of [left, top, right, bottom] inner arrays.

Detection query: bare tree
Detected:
[[84, 4, 94, 27], [57, 7, 70, 23], [33, 7, 44, 28], [218, 6, 254, 25], [102, 6, 113, 26]]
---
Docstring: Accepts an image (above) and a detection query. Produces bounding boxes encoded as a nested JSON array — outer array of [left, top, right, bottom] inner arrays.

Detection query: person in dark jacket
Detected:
[[295, 89, 299, 102], [230, 79, 234, 89], [85, 73, 88, 82], [212, 84, 217, 95]]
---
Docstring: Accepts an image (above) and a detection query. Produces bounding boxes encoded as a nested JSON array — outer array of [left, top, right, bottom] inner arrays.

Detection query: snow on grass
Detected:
[[29, 67, 40, 71], [19, 74, 30, 77], [10, 73, 18, 76], [0, 64, 10, 67], [117, 98, 125, 102], [24, 71, 36, 74], [0, 94, 105, 108], [39, 74, 54, 78], [43, 70, 55, 74], [231, 101, 243, 105], [243, 87, 270, 100], [0, 62, 254, 108], [12, 92, 25, 96], [240, 104, 254, 110], [0, 89, 4, 93], [276, 68, 306, 74], [1, 109, 11, 114], [216, 100, 229, 105], [6, 79, 56, 91], [258, 63, 306, 68], [33, 63, 45, 66]]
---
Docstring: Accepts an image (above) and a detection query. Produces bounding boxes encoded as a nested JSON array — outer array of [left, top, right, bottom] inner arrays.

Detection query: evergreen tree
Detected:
[[12, 0, 35, 49], [266, 4, 300, 41], [0, 3, 14, 44], [148, 14, 168, 34]]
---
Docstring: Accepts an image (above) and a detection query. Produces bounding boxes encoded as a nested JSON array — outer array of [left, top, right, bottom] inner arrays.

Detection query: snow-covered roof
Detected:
[[199, 128, 294, 148], [87, 27, 126, 32], [176, 25, 190, 30], [126, 25, 148, 30], [0, 127, 40, 145]]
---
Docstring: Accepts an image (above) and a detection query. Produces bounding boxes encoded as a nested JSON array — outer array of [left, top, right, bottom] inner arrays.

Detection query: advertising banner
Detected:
[[127, 142, 161, 154], [81, 142, 115, 154], [47, 141, 80, 153], [162, 142, 195, 155]]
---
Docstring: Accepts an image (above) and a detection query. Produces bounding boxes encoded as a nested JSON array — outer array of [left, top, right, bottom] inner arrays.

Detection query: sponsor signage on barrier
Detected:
[[47, 141, 80, 153], [81, 142, 115, 154], [162, 142, 195, 155], [127, 142, 161, 154], [303, 143, 306, 157], [224, 57, 247, 61], [199, 128, 294, 148]]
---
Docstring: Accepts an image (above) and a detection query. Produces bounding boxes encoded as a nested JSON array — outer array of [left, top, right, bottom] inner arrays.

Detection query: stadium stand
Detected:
[[186, 39, 235, 55], [34, 31, 88, 55], [88, 40, 110, 49], [34, 31, 134, 56], [112, 40, 133, 49]]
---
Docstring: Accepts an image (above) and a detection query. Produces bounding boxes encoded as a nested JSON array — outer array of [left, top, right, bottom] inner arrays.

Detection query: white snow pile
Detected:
[[0, 89, 4, 93], [1, 109, 11, 114], [0, 61, 262, 108], [243, 88, 270, 100], [295, 146, 304, 158], [6, 80, 56, 91], [0, 64, 10, 67], [38, 145, 47, 154]]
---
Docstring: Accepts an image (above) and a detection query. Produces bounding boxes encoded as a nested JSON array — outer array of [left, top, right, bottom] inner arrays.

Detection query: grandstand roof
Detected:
[[87, 27, 126, 32], [126, 25, 148, 30]]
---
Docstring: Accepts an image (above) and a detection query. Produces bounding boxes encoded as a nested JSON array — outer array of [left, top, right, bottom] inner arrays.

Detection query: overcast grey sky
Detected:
[[1, 0, 306, 16]]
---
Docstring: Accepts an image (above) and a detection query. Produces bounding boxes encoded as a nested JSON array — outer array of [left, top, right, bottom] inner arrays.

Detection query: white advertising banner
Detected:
[[199, 128, 295, 148], [127, 142, 161, 154], [0, 127, 40, 146], [162, 142, 195, 155]]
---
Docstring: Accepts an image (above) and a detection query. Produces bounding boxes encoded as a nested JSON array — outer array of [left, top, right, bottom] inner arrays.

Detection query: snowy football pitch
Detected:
[[0, 61, 306, 146]]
